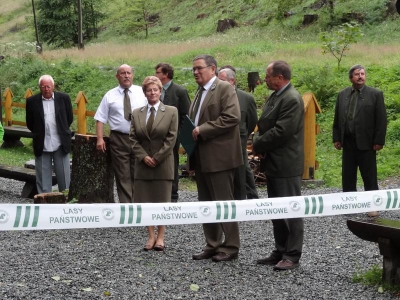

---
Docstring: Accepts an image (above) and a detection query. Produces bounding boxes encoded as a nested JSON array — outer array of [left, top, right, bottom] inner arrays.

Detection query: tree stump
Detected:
[[216, 19, 238, 33], [34, 192, 66, 204], [68, 134, 115, 203], [247, 72, 261, 92], [341, 12, 364, 24], [302, 14, 318, 26]]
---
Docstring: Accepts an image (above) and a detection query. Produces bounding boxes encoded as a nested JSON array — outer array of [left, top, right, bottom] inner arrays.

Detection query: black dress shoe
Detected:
[[256, 255, 281, 265], [273, 259, 299, 270], [211, 252, 238, 262], [192, 251, 216, 260]]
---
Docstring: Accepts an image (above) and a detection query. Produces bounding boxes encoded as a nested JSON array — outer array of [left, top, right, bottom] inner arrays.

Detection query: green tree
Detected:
[[129, 0, 158, 39], [319, 22, 363, 69], [36, 0, 104, 48]]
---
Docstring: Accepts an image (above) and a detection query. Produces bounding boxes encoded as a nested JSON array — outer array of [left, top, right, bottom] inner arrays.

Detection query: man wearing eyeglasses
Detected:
[[154, 63, 191, 202], [26, 75, 73, 194], [189, 54, 243, 262]]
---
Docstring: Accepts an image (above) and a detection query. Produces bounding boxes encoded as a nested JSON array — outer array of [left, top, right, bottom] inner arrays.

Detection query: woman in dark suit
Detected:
[[129, 76, 178, 251]]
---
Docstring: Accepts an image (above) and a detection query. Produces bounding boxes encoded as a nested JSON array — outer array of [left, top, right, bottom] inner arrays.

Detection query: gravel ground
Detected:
[[1, 177, 400, 299]]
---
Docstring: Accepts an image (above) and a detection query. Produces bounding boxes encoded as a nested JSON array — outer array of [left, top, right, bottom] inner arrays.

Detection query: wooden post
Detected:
[[75, 91, 88, 134], [24, 88, 34, 100], [3, 88, 14, 126], [68, 134, 115, 203], [302, 92, 321, 180]]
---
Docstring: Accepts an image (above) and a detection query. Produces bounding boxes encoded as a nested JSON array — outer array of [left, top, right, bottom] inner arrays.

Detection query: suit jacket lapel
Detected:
[[139, 106, 149, 139], [35, 95, 45, 122], [163, 82, 173, 104], [259, 92, 279, 121], [198, 79, 218, 121], [152, 104, 165, 133], [53, 92, 60, 117]]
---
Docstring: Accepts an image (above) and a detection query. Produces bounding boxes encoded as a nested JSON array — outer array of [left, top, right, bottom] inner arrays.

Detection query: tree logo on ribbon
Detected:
[[199, 206, 211, 217], [373, 195, 383, 207], [102, 208, 115, 221], [0, 210, 9, 224]]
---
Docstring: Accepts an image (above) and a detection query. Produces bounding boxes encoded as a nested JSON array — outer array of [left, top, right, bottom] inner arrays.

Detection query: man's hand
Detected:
[[251, 145, 265, 159], [192, 126, 200, 141], [334, 142, 342, 150], [97, 137, 106, 152], [373, 144, 383, 151]]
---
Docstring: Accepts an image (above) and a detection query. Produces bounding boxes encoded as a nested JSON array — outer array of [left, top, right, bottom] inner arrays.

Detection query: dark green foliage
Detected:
[[294, 65, 343, 110], [36, 0, 104, 48]]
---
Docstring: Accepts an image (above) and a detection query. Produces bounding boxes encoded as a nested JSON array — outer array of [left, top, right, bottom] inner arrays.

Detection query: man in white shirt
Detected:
[[26, 75, 73, 194], [94, 64, 147, 203]]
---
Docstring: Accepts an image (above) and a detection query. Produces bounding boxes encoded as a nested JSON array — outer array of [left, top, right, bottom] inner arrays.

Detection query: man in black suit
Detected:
[[155, 63, 191, 202], [218, 67, 258, 200], [26, 75, 73, 194], [333, 64, 387, 216], [252, 60, 304, 270]]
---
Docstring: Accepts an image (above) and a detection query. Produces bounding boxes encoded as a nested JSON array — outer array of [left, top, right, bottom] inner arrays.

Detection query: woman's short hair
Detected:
[[142, 76, 162, 93]]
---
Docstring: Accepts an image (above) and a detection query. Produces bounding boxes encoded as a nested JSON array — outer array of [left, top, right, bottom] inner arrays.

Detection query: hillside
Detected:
[[1, 0, 400, 45]]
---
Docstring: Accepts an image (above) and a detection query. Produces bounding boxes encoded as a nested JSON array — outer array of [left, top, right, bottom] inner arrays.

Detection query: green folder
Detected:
[[179, 114, 197, 157]]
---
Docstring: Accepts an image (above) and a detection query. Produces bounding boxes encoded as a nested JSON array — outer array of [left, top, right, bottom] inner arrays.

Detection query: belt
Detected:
[[110, 130, 129, 135]]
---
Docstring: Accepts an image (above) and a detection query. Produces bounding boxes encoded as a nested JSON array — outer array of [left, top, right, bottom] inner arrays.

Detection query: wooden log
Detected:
[[216, 18, 238, 33], [68, 134, 115, 203], [302, 14, 318, 26], [247, 72, 261, 93], [34, 192, 66, 204]]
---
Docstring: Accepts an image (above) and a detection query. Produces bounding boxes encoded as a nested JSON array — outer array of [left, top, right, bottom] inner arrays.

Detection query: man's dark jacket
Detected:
[[163, 81, 191, 127], [26, 92, 73, 157], [332, 85, 387, 150]]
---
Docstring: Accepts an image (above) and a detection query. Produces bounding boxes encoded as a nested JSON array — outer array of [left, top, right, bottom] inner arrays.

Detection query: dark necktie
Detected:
[[123, 88, 132, 121], [147, 107, 155, 134], [161, 87, 166, 102], [347, 89, 359, 120], [190, 87, 205, 122]]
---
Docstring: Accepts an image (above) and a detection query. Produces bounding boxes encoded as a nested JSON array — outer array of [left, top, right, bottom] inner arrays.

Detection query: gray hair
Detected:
[[193, 54, 217, 69], [38, 75, 54, 86], [348, 64, 365, 78], [219, 68, 236, 81]]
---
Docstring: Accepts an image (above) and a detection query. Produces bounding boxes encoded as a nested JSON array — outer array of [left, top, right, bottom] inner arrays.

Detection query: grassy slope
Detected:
[[1, 0, 400, 187]]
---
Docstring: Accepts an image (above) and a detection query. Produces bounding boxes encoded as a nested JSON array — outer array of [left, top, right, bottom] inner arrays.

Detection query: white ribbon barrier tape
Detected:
[[0, 189, 399, 231]]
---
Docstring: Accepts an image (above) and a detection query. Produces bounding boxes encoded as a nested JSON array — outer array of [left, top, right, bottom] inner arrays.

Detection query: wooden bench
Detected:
[[2, 125, 33, 148], [0, 164, 57, 199], [347, 218, 400, 285]]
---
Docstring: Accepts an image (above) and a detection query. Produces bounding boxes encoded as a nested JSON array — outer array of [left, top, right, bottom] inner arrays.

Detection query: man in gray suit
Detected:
[[218, 67, 258, 200], [333, 64, 387, 216], [189, 54, 242, 262], [155, 63, 191, 202], [252, 60, 304, 270]]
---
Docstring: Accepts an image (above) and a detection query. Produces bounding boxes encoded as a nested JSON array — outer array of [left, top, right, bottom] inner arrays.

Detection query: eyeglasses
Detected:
[[192, 65, 211, 73]]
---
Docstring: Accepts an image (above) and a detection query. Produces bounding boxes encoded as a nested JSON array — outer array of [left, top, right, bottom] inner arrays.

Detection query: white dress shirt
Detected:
[[194, 76, 216, 126], [94, 85, 147, 134], [42, 94, 61, 152]]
